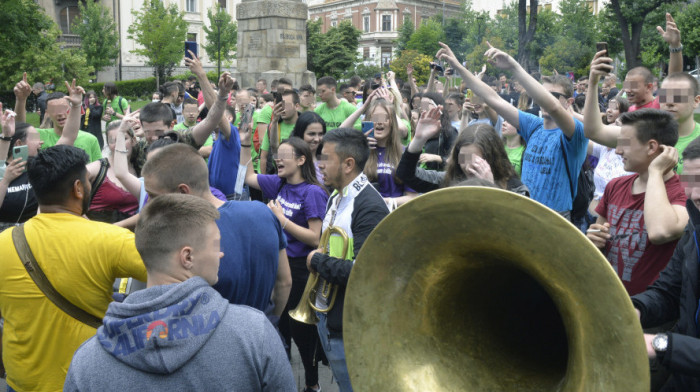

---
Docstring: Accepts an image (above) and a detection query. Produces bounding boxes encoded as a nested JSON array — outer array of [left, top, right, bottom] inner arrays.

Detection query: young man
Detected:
[[625, 67, 660, 111], [257, 78, 269, 95], [299, 84, 317, 112], [631, 137, 700, 391], [575, 76, 589, 98], [437, 42, 588, 216], [254, 79, 294, 172], [174, 97, 214, 160], [0, 145, 147, 392], [309, 128, 389, 391], [259, 90, 301, 173], [339, 83, 357, 106], [587, 109, 687, 295], [208, 105, 242, 200], [64, 194, 295, 391], [314, 76, 362, 130], [32, 81, 48, 123], [141, 143, 291, 317]]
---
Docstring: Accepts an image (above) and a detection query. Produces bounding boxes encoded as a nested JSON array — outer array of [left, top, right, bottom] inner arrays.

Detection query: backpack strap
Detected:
[[91, 158, 110, 200], [11, 224, 102, 328], [559, 137, 575, 203]]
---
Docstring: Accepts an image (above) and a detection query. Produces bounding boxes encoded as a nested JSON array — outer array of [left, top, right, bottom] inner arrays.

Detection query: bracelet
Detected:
[[240, 144, 251, 148], [669, 44, 683, 53], [0, 136, 11, 141], [283, 218, 288, 229], [115, 149, 128, 154]]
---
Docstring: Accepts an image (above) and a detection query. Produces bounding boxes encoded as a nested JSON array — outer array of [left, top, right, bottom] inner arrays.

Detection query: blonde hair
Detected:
[[363, 98, 404, 185]]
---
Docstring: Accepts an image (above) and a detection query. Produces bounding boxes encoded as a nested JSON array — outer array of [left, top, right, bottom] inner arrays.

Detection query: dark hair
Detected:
[[339, 83, 350, 93], [271, 79, 279, 89], [140, 102, 174, 126], [152, 91, 162, 100], [261, 93, 274, 103], [609, 96, 630, 114], [135, 193, 220, 272], [541, 75, 574, 98], [572, 94, 586, 114], [187, 75, 197, 82], [452, 177, 498, 188], [292, 111, 326, 155], [627, 67, 654, 84], [142, 143, 210, 194], [160, 82, 179, 97], [349, 75, 362, 88], [46, 92, 66, 104], [410, 93, 422, 111], [28, 145, 88, 205], [278, 77, 294, 89], [103, 82, 118, 98], [443, 123, 517, 189], [619, 108, 678, 146], [682, 135, 700, 162], [664, 72, 700, 97], [183, 97, 198, 107], [7, 122, 32, 157], [421, 92, 453, 137], [323, 127, 369, 172], [225, 105, 237, 124], [146, 136, 177, 154], [281, 137, 326, 192], [282, 90, 300, 105], [299, 84, 316, 95], [257, 78, 267, 86], [317, 76, 337, 89], [446, 93, 464, 107]]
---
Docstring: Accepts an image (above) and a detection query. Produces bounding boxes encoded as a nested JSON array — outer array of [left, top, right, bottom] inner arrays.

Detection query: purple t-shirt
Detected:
[[376, 146, 415, 197], [257, 174, 329, 258]]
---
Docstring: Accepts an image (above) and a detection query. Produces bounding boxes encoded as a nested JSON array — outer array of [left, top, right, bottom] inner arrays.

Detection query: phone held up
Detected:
[[362, 121, 374, 139], [596, 42, 608, 56], [13, 145, 28, 172]]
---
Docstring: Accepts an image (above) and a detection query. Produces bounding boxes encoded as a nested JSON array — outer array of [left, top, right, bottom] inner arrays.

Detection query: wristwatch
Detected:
[[652, 333, 669, 353]]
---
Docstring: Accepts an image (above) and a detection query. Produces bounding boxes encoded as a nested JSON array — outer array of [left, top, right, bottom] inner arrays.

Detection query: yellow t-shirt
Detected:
[[0, 213, 147, 392]]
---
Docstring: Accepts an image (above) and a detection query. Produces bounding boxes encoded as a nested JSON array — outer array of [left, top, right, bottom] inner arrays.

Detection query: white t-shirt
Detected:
[[591, 142, 633, 200]]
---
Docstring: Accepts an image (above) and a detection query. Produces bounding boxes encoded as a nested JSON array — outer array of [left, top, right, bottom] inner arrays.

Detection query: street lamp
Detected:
[[477, 15, 485, 44], [214, 10, 225, 80]]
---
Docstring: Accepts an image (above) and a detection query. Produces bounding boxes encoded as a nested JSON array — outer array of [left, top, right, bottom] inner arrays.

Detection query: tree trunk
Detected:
[[610, 0, 667, 71], [517, 0, 538, 73]]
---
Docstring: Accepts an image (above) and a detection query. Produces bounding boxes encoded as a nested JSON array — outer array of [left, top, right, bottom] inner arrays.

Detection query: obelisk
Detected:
[[235, 0, 316, 88]]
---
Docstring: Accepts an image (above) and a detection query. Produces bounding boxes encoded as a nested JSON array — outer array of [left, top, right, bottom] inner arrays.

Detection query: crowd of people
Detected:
[[1, 11, 700, 392]]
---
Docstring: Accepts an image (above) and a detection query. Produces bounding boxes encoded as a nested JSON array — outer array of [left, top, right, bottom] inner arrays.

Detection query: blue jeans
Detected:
[[316, 313, 353, 392]]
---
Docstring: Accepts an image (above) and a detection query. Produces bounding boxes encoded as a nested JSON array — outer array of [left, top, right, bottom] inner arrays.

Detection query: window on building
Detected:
[[218, 0, 226, 9], [363, 15, 370, 32], [59, 6, 80, 34], [187, 33, 197, 42], [382, 15, 391, 32], [331, 20, 337, 27], [363, 47, 370, 59], [186, 0, 197, 13]]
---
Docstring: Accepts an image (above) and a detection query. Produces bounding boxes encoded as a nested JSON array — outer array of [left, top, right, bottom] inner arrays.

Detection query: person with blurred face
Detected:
[[259, 91, 301, 173], [624, 67, 659, 111], [658, 73, 700, 173], [314, 76, 361, 130], [42, 93, 102, 162], [299, 85, 316, 112]]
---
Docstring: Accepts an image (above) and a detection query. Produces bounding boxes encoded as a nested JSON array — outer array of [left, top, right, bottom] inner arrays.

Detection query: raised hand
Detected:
[[414, 105, 442, 141], [649, 145, 679, 175], [64, 79, 85, 108], [657, 13, 681, 48], [1, 105, 17, 139], [484, 42, 517, 71], [14, 72, 31, 100], [436, 42, 458, 66], [589, 50, 614, 80], [184, 50, 205, 76], [587, 222, 611, 249], [1, 158, 26, 183], [218, 72, 234, 96], [406, 63, 414, 77], [387, 71, 396, 83], [467, 155, 495, 183]]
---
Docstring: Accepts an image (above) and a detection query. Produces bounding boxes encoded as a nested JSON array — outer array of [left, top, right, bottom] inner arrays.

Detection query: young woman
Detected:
[[81, 90, 104, 149], [398, 107, 529, 195], [239, 134, 328, 392], [291, 111, 327, 185], [85, 121, 139, 223], [418, 92, 458, 170], [502, 120, 525, 176]]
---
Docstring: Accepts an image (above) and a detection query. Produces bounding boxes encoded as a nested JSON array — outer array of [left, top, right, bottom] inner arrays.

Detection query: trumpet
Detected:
[[288, 226, 350, 325]]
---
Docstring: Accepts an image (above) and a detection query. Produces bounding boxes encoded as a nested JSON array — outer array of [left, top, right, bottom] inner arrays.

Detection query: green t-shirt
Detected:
[[675, 122, 700, 174], [314, 101, 362, 130], [37, 128, 102, 162], [102, 96, 129, 124], [505, 144, 526, 177], [261, 120, 296, 151], [256, 105, 273, 125], [401, 118, 412, 146], [251, 110, 261, 173]]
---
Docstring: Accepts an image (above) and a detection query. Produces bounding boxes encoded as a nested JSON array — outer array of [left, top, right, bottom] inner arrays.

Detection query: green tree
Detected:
[[395, 16, 415, 56], [71, 0, 119, 80], [308, 21, 361, 80], [0, 0, 92, 91], [202, 6, 238, 77], [127, 0, 188, 87], [306, 19, 324, 76], [673, 2, 700, 67], [406, 20, 446, 57], [390, 50, 433, 85]]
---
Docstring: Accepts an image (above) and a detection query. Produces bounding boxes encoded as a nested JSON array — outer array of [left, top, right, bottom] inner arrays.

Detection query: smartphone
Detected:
[[596, 42, 608, 55], [185, 41, 198, 59], [273, 91, 282, 104], [362, 121, 374, 138], [13, 145, 28, 172]]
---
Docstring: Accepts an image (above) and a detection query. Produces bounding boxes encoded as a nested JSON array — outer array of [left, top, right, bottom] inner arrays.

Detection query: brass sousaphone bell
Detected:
[[344, 187, 649, 391]]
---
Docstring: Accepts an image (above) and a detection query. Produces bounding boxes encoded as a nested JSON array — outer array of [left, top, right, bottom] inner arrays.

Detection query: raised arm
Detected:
[[113, 114, 142, 198], [13, 72, 31, 123], [406, 63, 418, 97], [386, 71, 409, 139], [57, 79, 84, 147], [426, 65, 438, 93], [238, 117, 260, 190], [185, 51, 231, 137], [397, 106, 444, 193], [584, 51, 621, 148], [437, 42, 519, 127], [190, 72, 233, 146], [658, 13, 683, 74], [645, 146, 688, 244]]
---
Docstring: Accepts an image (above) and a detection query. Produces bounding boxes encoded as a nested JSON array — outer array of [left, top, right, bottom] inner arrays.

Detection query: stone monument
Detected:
[[234, 0, 316, 88]]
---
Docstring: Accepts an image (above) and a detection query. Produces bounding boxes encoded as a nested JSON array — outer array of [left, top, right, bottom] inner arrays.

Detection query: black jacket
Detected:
[[632, 199, 700, 391]]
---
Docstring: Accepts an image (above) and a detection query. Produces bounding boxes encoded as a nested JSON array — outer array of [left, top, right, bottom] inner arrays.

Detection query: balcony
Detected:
[[58, 34, 82, 48]]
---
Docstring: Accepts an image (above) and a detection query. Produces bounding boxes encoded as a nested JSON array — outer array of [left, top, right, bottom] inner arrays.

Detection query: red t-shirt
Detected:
[[629, 96, 660, 112], [595, 173, 686, 295]]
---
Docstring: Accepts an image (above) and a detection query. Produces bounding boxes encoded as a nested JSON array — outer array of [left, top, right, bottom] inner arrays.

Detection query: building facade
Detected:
[[308, 0, 462, 67], [470, 0, 606, 17]]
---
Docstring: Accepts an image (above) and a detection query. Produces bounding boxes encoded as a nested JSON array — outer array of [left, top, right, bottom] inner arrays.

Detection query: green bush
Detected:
[[83, 71, 218, 101]]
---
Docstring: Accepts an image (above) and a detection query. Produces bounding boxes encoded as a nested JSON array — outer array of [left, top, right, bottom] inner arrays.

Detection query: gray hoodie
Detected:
[[64, 277, 295, 391]]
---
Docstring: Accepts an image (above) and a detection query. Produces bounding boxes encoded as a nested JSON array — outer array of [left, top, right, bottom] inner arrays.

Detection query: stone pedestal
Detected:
[[236, 0, 316, 89]]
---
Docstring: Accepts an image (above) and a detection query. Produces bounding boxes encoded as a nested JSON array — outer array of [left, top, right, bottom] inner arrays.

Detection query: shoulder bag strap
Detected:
[[559, 137, 575, 202], [11, 224, 102, 328], [90, 158, 110, 200]]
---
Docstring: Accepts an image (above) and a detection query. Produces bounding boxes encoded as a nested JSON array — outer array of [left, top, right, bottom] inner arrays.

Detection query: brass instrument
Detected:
[[344, 187, 649, 391], [289, 226, 350, 325]]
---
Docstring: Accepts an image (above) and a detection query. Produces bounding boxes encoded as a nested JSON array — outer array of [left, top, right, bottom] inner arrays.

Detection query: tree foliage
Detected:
[[71, 0, 119, 79], [673, 2, 700, 63], [406, 20, 446, 57], [307, 20, 361, 80], [395, 16, 415, 56], [390, 50, 432, 85], [127, 0, 188, 87], [202, 6, 238, 69]]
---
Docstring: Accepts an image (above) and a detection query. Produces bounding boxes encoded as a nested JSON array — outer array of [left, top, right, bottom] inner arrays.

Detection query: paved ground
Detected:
[[0, 342, 339, 392]]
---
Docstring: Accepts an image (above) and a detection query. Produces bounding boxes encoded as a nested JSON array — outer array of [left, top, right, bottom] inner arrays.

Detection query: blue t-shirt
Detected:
[[518, 110, 588, 211], [208, 124, 241, 196], [212, 201, 287, 312], [257, 175, 329, 258]]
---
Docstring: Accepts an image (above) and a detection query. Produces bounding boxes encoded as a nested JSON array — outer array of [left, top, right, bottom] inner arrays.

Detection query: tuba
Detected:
[[289, 226, 350, 325], [344, 187, 649, 391]]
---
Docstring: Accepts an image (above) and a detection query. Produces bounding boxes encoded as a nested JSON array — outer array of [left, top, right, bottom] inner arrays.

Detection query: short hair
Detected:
[[271, 79, 279, 89], [183, 97, 198, 106], [146, 136, 177, 154], [187, 75, 197, 82], [160, 82, 179, 97], [339, 83, 350, 93], [578, 76, 589, 82], [619, 108, 678, 146], [317, 76, 337, 89], [257, 78, 267, 86], [103, 82, 118, 98], [140, 102, 174, 126], [349, 75, 362, 88], [135, 193, 220, 272], [32, 82, 44, 90], [446, 93, 464, 107], [664, 72, 700, 97], [224, 105, 237, 124], [683, 136, 700, 162], [142, 143, 210, 195], [609, 96, 630, 114], [28, 145, 88, 205], [46, 92, 66, 104], [541, 75, 574, 98], [322, 127, 369, 172], [278, 77, 294, 88], [626, 67, 654, 84], [282, 90, 300, 105], [299, 84, 316, 95], [261, 93, 274, 103]]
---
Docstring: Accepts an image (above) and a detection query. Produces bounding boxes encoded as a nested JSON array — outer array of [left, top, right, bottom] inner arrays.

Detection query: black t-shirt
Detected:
[[0, 172, 38, 223]]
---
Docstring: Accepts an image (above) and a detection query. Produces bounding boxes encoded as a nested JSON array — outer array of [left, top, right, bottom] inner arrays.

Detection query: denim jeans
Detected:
[[316, 313, 353, 392]]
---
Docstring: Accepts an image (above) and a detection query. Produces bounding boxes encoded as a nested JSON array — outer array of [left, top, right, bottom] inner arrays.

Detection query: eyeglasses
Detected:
[[550, 91, 569, 100]]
